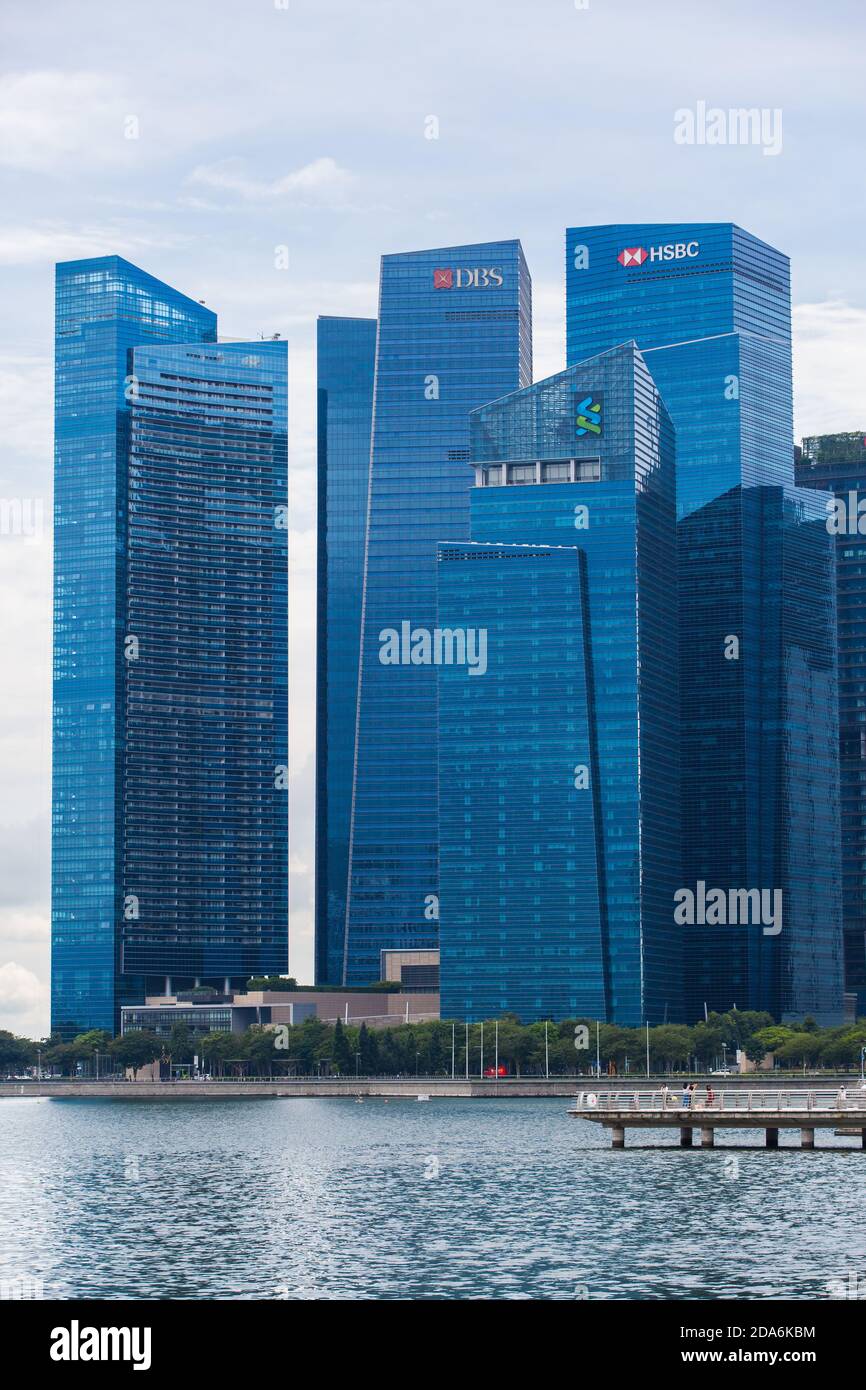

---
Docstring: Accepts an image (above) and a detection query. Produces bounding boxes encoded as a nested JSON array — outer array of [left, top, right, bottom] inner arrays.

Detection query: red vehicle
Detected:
[[483, 1065, 509, 1078]]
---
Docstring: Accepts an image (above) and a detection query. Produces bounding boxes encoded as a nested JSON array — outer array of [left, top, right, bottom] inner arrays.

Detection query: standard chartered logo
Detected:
[[378, 621, 488, 676]]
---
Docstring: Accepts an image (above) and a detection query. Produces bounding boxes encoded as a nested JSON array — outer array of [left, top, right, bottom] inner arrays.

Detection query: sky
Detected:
[[0, 0, 864, 1039]]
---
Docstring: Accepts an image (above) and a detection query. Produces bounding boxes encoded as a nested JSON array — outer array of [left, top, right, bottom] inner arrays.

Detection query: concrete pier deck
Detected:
[[570, 1087, 866, 1148]]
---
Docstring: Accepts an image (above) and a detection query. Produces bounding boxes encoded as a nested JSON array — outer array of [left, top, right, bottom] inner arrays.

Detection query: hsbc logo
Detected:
[[617, 241, 699, 266], [433, 267, 503, 289]]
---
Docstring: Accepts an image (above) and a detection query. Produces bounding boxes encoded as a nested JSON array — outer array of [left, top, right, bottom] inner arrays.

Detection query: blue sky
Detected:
[[0, 0, 863, 1036]]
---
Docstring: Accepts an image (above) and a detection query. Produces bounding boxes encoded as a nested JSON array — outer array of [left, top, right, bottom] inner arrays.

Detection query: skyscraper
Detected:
[[339, 242, 532, 985], [677, 482, 841, 1021], [52, 257, 288, 1037], [315, 317, 377, 986], [565, 223, 792, 519], [797, 432, 866, 1010], [565, 224, 843, 1023], [438, 343, 680, 1024]]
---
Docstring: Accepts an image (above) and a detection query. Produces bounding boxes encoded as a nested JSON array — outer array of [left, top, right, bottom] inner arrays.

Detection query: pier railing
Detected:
[[573, 1088, 866, 1114]]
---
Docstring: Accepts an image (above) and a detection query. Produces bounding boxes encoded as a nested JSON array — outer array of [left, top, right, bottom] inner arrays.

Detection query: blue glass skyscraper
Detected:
[[437, 541, 603, 1022], [797, 433, 866, 1010], [565, 223, 792, 519], [315, 317, 377, 985], [52, 257, 288, 1036], [438, 343, 680, 1024], [565, 224, 843, 1022], [340, 242, 532, 985]]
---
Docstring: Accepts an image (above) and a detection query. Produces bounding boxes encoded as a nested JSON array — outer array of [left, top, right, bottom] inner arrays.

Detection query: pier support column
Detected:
[[861, 1130, 866, 1150], [680, 1127, 693, 1147], [801, 1127, 815, 1150], [611, 1125, 625, 1149], [765, 1127, 779, 1149], [701, 1126, 714, 1149]]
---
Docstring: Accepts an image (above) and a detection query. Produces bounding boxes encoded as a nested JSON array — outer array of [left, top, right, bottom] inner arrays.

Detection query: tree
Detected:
[[691, 1022, 726, 1068], [242, 1025, 282, 1075], [773, 1032, 820, 1068], [246, 976, 298, 992], [71, 1030, 112, 1069], [331, 1017, 353, 1074], [166, 1023, 195, 1065], [648, 1025, 692, 1072], [108, 1031, 161, 1079], [198, 1031, 238, 1076], [358, 1022, 379, 1075], [748, 1026, 793, 1066], [0, 1030, 36, 1076], [44, 1041, 80, 1077]]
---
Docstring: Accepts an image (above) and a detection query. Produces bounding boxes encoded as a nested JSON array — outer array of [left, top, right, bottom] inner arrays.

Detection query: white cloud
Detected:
[[0, 71, 130, 173], [0, 224, 187, 267], [0, 961, 46, 1016], [187, 156, 356, 204], [0, 353, 51, 458], [0, 911, 49, 945], [793, 300, 866, 439]]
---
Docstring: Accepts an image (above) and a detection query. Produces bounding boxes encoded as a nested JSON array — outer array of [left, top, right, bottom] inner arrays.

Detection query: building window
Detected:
[[542, 461, 570, 482], [577, 459, 601, 481], [509, 463, 536, 484]]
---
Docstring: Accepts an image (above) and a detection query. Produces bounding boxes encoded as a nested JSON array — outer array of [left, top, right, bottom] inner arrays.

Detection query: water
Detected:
[[0, 1096, 864, 1300]]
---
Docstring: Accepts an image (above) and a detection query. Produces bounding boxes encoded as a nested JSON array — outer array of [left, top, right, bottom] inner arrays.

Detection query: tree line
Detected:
[[3, 1009, 866, 1078]]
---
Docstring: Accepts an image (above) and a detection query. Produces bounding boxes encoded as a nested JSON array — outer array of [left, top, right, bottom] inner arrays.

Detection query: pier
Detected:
[[570, 1087, 866, 1148]]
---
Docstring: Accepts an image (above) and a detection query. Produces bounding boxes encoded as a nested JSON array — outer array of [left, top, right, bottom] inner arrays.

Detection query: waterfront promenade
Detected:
[[2, 1075, 865, 1101]]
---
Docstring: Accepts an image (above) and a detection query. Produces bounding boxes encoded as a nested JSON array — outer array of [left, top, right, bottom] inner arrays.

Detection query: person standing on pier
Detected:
[[681, 1083, 691, 1108]]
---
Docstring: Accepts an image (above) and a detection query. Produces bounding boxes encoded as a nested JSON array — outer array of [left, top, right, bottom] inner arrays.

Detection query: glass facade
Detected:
[[797, 433, 866, 1009], [52, 257, 287, 1037], [315, 317, 377, 984], [678, 484, 842, 1020], [123, 340, 288, 985], [565, 223, 792, 519], [341, 241, 532, 984], [437, 542, 603, 1021], [564, 224, 843, 1023], [442, 343, 679, 1024]]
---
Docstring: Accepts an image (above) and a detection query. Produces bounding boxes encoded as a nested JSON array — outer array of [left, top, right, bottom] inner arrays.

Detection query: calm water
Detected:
[[0, 1096, 863, 1300]]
